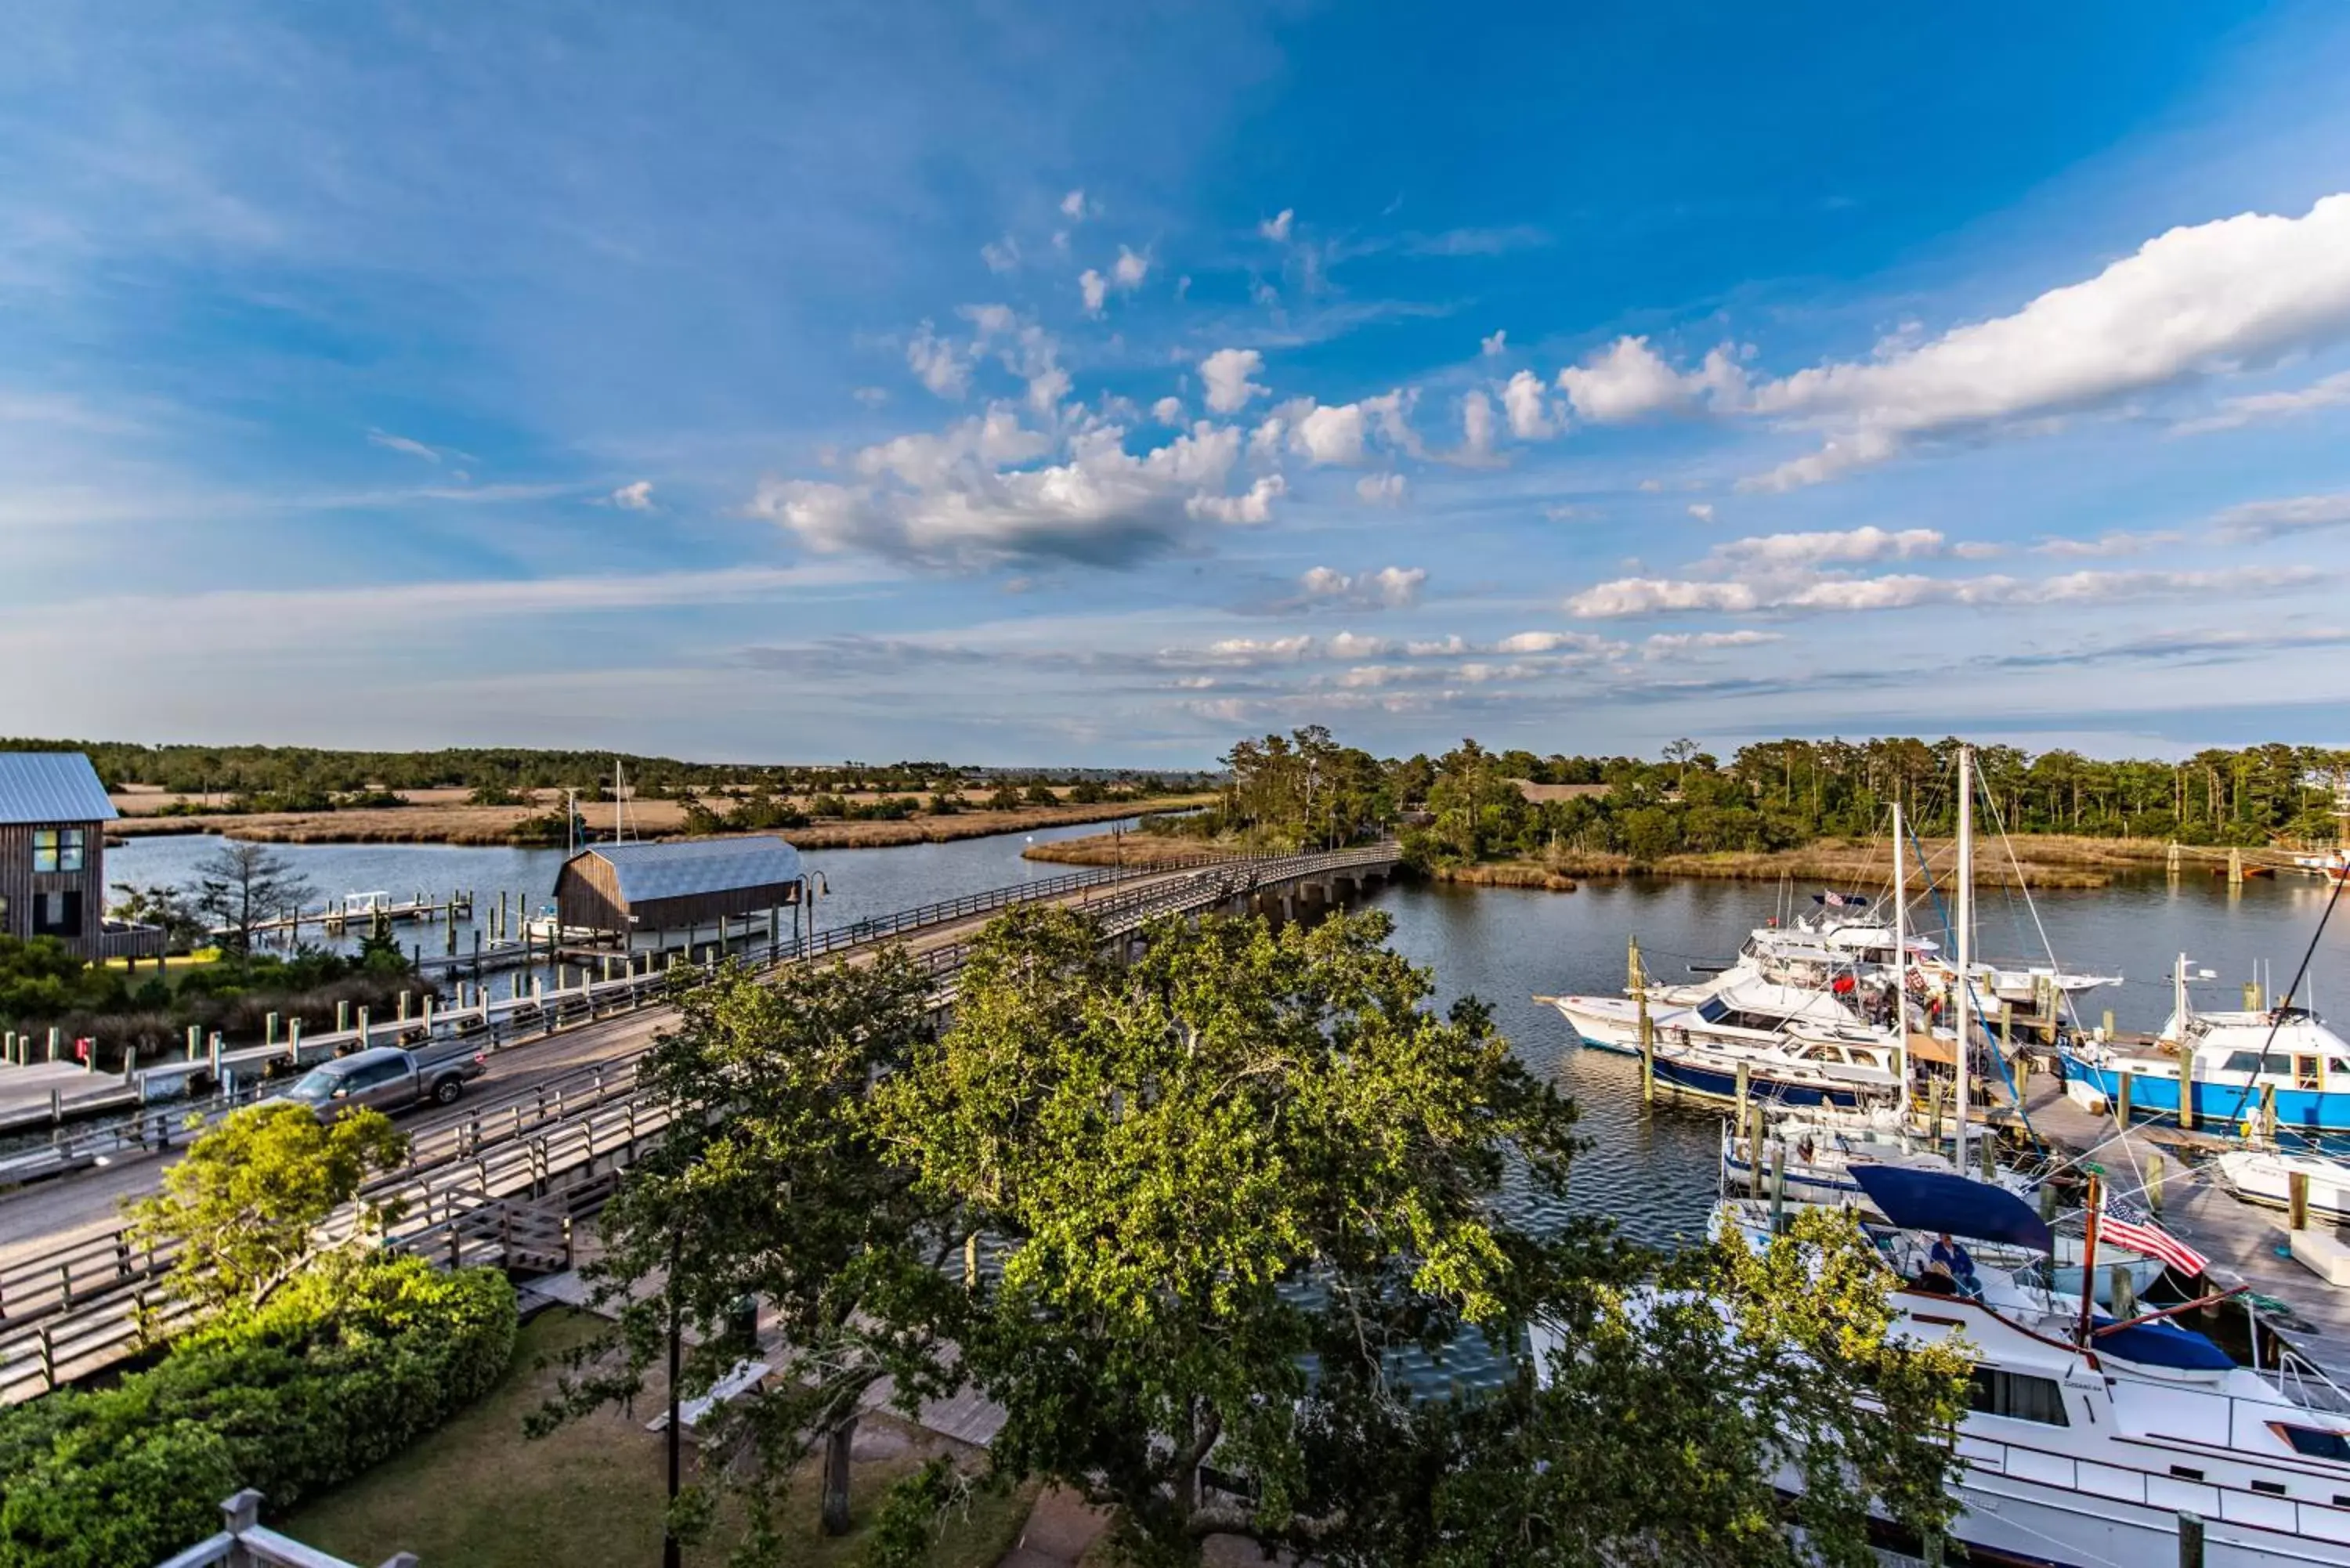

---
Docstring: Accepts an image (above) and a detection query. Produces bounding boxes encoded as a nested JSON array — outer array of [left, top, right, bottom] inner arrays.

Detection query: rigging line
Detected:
[[2217, 866, 2350, 1129]]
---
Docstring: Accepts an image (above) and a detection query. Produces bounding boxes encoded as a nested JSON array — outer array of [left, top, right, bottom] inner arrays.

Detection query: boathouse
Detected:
[[0, 751, 166, 962], [552, 836, 804, 950]]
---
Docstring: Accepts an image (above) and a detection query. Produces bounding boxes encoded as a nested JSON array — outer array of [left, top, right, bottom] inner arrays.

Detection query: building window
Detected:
[[31, 890, 81, 938], [1968, 1368, 2070, 1426], [31, 829, 85, 873]]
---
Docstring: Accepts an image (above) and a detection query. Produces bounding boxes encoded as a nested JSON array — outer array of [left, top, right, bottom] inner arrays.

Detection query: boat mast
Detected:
[[1893, 793, 1910, 1115], [1954, 745, 1974, 1172], [615, 760, 625, 843]]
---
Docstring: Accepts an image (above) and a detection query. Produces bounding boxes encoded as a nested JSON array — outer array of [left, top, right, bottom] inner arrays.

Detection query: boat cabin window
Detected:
[[2274, 1423, 2350, 1461], [2298, 1057, 2322, 1091], [2332, 1059, 2350, 1078], [2222, 1050, 2270, 1075], [1694, 996, 1788, 1033], [1968, 1369, 2070, 1426]]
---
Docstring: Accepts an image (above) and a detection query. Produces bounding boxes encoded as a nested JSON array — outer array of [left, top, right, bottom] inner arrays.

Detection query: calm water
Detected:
[[104, 829, 2348, 1376]]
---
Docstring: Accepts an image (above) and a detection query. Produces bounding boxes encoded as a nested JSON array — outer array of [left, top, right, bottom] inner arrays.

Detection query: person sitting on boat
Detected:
[[1930, 1232, 1980, 1296], [1911, 1259, 1961, 1296]]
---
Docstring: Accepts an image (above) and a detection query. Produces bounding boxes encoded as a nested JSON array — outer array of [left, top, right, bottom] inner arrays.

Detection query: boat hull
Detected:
[[2063, 1057, 2350, 1133], [1653, 1053, 1873, 1109]]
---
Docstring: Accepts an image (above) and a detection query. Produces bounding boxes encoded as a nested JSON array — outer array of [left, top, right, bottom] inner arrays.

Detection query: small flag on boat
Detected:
[[2096, 1213, 2208, 1279]]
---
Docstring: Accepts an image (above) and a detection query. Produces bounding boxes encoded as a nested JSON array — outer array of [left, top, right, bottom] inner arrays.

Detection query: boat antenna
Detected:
[[2217, 865, 2349, 1128]]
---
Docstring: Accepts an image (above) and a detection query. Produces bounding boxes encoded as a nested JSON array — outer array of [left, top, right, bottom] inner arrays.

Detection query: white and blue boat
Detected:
[[2062, 953, 2350, 1133]]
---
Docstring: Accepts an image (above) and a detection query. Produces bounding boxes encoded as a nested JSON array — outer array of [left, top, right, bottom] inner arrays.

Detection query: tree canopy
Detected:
[[571, 907, 1967, 1565]]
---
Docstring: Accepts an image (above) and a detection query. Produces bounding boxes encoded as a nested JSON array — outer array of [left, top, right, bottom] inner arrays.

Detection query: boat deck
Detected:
[[1996, 1071, 2350, 1380]]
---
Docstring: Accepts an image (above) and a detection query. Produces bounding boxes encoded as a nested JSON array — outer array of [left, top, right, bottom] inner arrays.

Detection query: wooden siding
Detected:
[[553, 852, 800, 937], [0, 820, 107, 958]]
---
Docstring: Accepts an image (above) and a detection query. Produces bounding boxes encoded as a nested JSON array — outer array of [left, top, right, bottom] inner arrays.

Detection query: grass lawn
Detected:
[[284, 1309, 1036, 1568]]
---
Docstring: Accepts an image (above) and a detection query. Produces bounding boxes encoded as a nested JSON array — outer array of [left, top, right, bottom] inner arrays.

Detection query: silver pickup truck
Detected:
[[284, 1043, 488, 1119]]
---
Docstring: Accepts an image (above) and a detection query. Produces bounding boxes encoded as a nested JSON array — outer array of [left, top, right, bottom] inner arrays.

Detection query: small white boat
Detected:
[[2217, 1147, 2350, 1223]]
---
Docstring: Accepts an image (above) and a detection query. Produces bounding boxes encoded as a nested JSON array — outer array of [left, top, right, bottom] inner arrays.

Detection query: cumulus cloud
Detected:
[[1325, 630, 1391, 659], [2213, 490, 2350, 542], [906, 320, 971, 398], [1260, 209, 1294, 243], [1200, 349, 1268, 414], [1152, 396, 1185, 425], [1687, 502, 1716, 522], [1355, 472, 1407, 506], [1481, 330, 1508, 357], [1556, 338, 1744, 422], [751, 413, 1281, 569], [1458, 390, 1499, 463], [1292, 402, 1368, 465], [1642, 630, 1783, 658], [2174, 369, 2350, 435], [1079, 269, 1108, 314], [1297, 564, 1426, 609], [981, 236, 1021, 273], [1502, 370, 1557, 439], [1705, 525, 1948, 570], [1739, 193, 2350, 486], [2031, 529, 2182, 558], [1568, 564, 2320, 619], [609, 480, 655, 511], [1060, 188, 1090, 219], [1113, 246, 1150, 288]]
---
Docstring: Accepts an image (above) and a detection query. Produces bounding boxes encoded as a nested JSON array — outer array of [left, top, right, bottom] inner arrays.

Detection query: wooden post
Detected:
[[1926, 1076, 1943, 1143], [1734, 1059, 1750, 1125], [1639, 1011, 1655, 1103], [1748, 1099, 1766, 1200], [2101, 1007, 2115, 1040], [287, 1017, 302, 1061], [2178, 1510, 2204, 1568], [265, 1013, 279, 1049], [336, 1000, 351, 1034], [2110, 1263, 2137, 1321], [2148, 1153, 2164, 1216], [1769, 1143, 1787, 1234], [2178, 1060, 2196, 1132], [2038, 1181, 2058, 1223], [183, 1024, 199, 1062], [2262, 1083, 2279, 1142], [2165, 840, 2180, 875], [2291, 1170, 2311, 1232], [356, 1007, 370, 1047], [2228, 847, 2244, 888], [1979, 1128, 1996, 1181], [2117, 1071, 2134, 1126]]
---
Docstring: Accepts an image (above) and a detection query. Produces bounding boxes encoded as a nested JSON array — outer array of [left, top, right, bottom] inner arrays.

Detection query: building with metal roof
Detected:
[[552, 835, 804, 948], [0, 750, 161, 962], [0, 752, 118, 826]]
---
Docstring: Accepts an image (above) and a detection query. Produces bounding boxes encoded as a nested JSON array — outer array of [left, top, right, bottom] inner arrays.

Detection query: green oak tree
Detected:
[[533, 950, 965, 1554], [126, 1100, 407, 1313]]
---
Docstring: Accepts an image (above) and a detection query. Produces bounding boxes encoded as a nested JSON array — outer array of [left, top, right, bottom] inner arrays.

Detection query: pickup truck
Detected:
[[284, 1044, 488, 1119]]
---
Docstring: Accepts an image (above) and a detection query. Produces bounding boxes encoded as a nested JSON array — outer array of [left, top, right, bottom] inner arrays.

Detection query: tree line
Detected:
[[1171, 729, 2350, 864]]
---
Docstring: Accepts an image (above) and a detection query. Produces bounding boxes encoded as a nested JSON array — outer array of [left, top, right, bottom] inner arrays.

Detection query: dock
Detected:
[[2000, 1068, 2350, 1378]]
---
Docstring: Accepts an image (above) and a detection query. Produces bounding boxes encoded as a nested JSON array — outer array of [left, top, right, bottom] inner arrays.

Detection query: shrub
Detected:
[[0, 1256, 517, 1568]]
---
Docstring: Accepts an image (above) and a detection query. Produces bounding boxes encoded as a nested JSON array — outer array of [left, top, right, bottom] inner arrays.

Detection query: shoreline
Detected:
[[1029, 830, 2293, 892], [108, 795, 1217, 851]]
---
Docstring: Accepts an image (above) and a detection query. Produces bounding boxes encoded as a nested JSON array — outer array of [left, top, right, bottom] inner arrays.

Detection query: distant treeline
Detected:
[[0, 739, 1217, 805], [1163, 728, 2350, 864]]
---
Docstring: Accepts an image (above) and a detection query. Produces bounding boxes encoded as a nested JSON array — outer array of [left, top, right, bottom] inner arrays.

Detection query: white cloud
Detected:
[[1079, 269, 1108, 315], [1060, 188, 1089, 219], [1741, 193, 2350, 487], [609, 480, 655, 511], [981, 236, 1021, 273], [367, 430, 441, 464], [1325, 630, 1390, 659], [1200, 349, 1268, 414], [906, 320, 970, 398], [852, 386, 891, 408], [2213, 490, 2350, 542], [2031, 529, 2182, 558], [1687, 502, 1716, 522], [2175, 369, 2350, 435], [1152, 396, 1185, 425], [1494, 630, 1593, 654], [1291, 402, 1368, 465], [1459, 390, 1499, 463], [1406, 635, 1467, 656], [1025, 366, 1072, 414], [1642, 630, 1783, 658], [1259, 209, 1294, 244], [1481, 330, 1508, 357], [1112, 246, 1150, 288], [1296, 564, 1426, 609], [1556, 338, 1744, 422], [1568, 563, 2320, 619], [1706, 525, 1949, 570], [1355, 472, 1407, 506], [1502, 370, 1556, 439], [753, 414, 1278, 569]]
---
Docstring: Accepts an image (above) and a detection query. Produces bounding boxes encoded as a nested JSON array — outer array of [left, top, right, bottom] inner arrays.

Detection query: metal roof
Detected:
[[0, 752, 118, 826], [576, 835, 803, 908]]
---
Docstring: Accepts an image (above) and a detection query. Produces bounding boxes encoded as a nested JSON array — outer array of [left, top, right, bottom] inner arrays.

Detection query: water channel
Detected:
[[107, 828, 2350, 1384]]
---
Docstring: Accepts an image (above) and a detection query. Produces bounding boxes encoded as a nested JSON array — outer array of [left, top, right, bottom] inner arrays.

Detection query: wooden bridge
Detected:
[[0, 843, 1401, 1403]]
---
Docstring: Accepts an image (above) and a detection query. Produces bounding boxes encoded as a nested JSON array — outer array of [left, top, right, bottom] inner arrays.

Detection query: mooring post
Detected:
[[356, 1007, 370, 1048], [1734, 1060, 1749, 1126], [183, 1024, 198, 1062], [2117, 1071, 2134, 1127], [2291, 1170, 2311, 1233], [2148, 1153, 2164, 1216], [2227, 847, 2244, 888], [1769, 1143, 1787, 1234], [2179, 1062, 2197, 1132], [2261, 1083, 2279, 1142], [336, 999, 350, 1034], [265, 1013, 279, 1049], [1747, 1098, 1766, 1200], [2178, 1510, 2204, 1568], [287, 1017, 302, 1061], [2110, 1263, 2137, 1321], [2101, 1007, 2115, 1040]]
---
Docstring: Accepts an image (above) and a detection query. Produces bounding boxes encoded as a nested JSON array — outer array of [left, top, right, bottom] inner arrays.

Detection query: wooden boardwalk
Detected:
[[2005, 1072, 2350, 1378]]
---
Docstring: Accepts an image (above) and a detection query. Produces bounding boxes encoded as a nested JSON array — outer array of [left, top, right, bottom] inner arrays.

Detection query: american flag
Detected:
[[2097, 1212, 2208, 1280]]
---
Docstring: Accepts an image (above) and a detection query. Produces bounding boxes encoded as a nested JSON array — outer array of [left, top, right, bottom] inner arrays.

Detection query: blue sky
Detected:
[[8, 2, 2350, 765]]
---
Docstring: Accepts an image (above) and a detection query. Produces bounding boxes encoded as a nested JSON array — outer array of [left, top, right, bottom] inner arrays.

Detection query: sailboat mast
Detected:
[[1954, 745, 1974, 1169], [1893, 795, 1909, 1113], [615, 760, 625, 842]]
